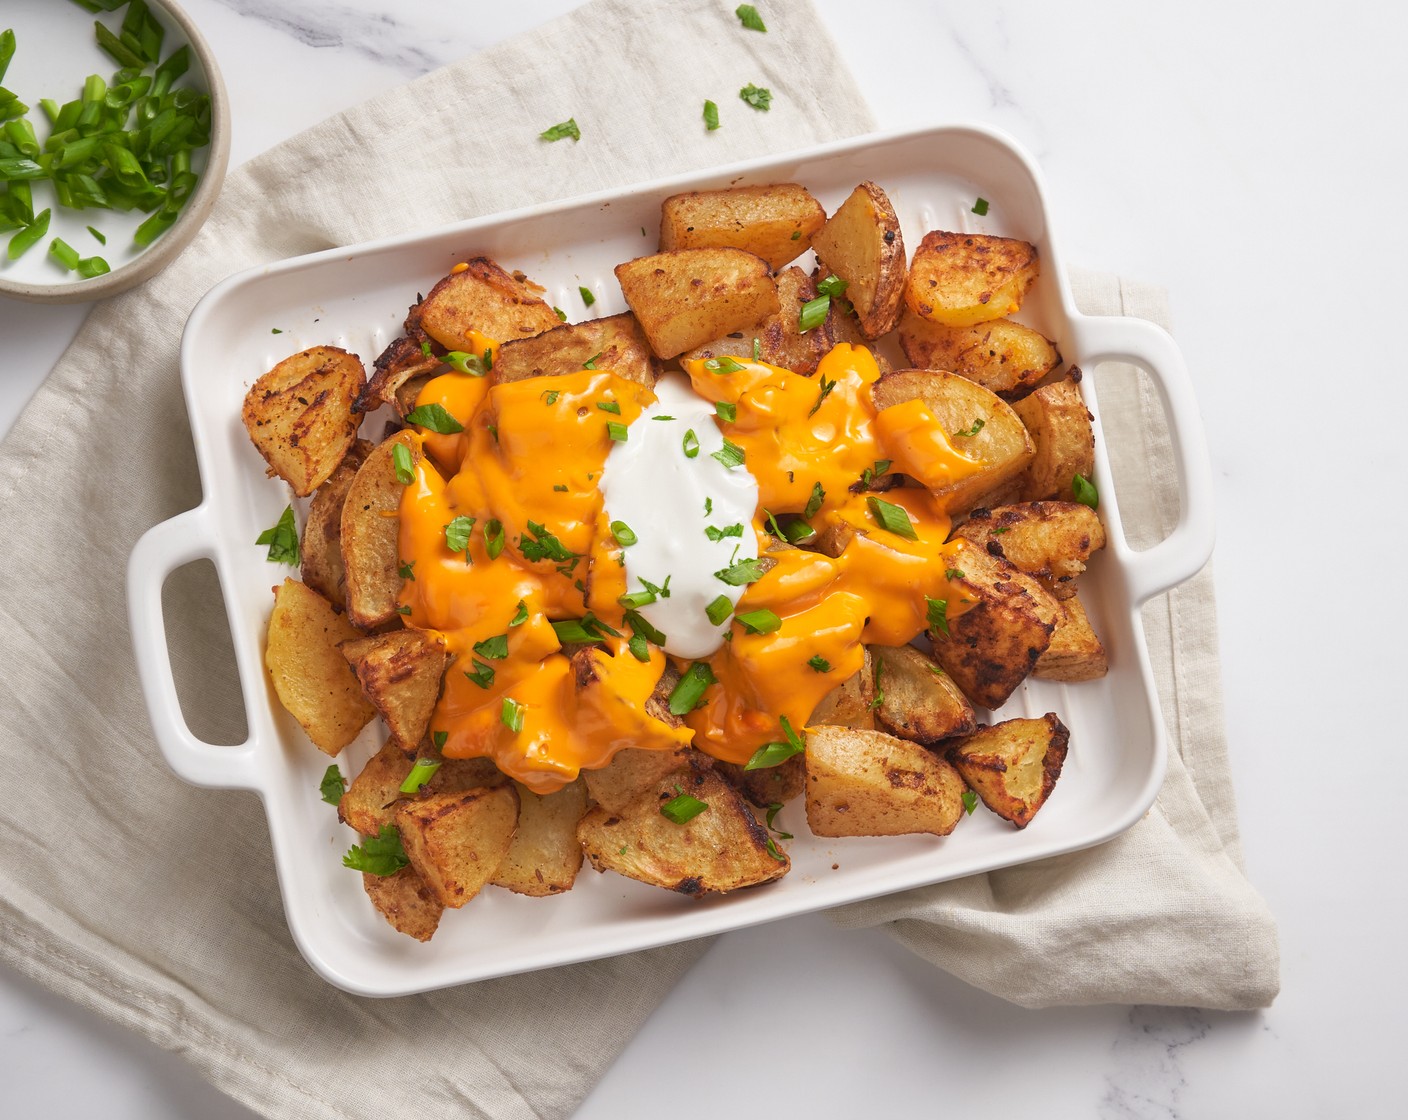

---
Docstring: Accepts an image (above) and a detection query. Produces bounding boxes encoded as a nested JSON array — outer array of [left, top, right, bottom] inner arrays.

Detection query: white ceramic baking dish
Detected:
[[127, 123, 1215, 997]]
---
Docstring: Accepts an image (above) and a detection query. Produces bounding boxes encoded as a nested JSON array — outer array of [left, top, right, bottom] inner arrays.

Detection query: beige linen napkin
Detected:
[[0, 2, 1277, 1118], [833, 273, 1281, 1011], [0, 3, 873, 1119]]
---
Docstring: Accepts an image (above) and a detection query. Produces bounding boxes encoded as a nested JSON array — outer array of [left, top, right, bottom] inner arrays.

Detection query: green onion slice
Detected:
[[925, 596, 950, 637], [668, 662, 717, 715], [703, 99, 720, 131], [1072, 473, 1099, 510], [867, 496, 918, 540], [540, 118, 580, 142], [255, 505, 300, 565], [392, 442, 415, 484], [611, 520, 638, 546], [736, 608, 781, 635], [660, 792, 708, 824], [501, 697, 525, 733], [711, 439, 745, 469], [399, 758, 442, 795], [705, 594, 733, 626]]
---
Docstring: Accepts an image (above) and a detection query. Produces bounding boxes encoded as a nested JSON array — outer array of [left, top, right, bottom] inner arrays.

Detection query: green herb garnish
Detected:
[[660, 792, 708, 824], [405, 402, 464, 433], [703, 99, 720, 131], [714, 557, 768, 586], [392, 442, 415, 484], [705, 594, 733, 626], [256, 505, 300, 565], [711, 439, 745, 469], [744, 716, 805, 770], [540, 118, 580, 142], [399, 757, 442, 795], [343, 825, 408, 877], [807, 655, 831, 673], [867, 496, 918, 540], [1072, 473, 1099, 510], [501, 697, 525, 733], [736, 5, 768, 31], [736, 608, 781, 635], [318, 764, 346, 805], [739, 83, 772, 111], [925, 596, 950, 637], [668, 662, 717, 715]]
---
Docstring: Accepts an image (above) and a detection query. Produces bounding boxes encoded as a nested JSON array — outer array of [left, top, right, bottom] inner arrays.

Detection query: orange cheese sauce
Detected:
[[397, 339, 983, 788]]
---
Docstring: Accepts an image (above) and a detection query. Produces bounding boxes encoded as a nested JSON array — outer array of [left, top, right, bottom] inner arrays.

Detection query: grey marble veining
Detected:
[[211, 0, 449, 75], [1101, 1006, 1211, 1119]]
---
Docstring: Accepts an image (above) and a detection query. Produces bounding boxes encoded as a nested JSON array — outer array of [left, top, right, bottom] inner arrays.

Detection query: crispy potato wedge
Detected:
[[809, 180, 906, 339], [338, 741, 415, 836], [714, 755, 806, 808], [953, 501, 1106, 600], [492, 312, 660, 387], [242, 346, 365, 497], [615, 248, 780, 359], [339, 629, 448, 749], [804, 726, 967, 837], [578, 768, 788, 896], [361, 866, 444, 942], [948, 714, 1069, 828], [871, 368, 1035, 515], [682, 266, 840, 376], [1034, 595, 1108, 681], [394, 373, 436, 420], [905, 231, 1039, 327], [408, 258, 561, 350], [356, 335, 444, 416], [300, 439, 371, 609], [340, 430, 415, 630], [897, 310, 1059, 398], [583, 746, 702, 816], [265, 578, 374, 755], [869, 643, 977, 744], [1011, 374, 1096, 502], [659, 183, 825, 270], [490, 779, 588, 896], [394, 784, 519, 908], [928, 539, 1061, 710], [807, 653, 876, 730]]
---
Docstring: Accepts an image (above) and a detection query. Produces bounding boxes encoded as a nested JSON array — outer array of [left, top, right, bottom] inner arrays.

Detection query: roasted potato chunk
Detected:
[[804, 726, 967, 838], [409, 257, 561, 350], [809, 180, 906, 339], [264, 578, 374, 755], [583, 746, 701, 815], [356, 335, 444, 417], [577, 768, 788, 895], [1034, 596, 1108, 681], [872, 368, 1035, 515], [928, 539, 1061, 710], [948, 714, 1069, 828], [394, 784, 519, 908], [682, 266, 840, 376], [300, 440, 371, 609], [905, 231, 1039, 327], [490, 779, 588, 896], [715, 755, 806, 808], [615, 248, 779, 359], [242, 346, 365, 497], [659, 183, 825, 270], [807, 653, 876, 730], [953, 501, 1106, 600], [361, 866, 444, 942], [339, 629, 448, 749], [340, 430, 416, 630], [869, 643, 976, 744], [897, 310, 1059, 398], [1011, 374, 1096, 502], [492, 312, 659, 387]]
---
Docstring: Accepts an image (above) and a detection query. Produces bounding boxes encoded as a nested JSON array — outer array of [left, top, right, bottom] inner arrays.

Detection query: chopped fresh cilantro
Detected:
[[256, 506, 300, 566]]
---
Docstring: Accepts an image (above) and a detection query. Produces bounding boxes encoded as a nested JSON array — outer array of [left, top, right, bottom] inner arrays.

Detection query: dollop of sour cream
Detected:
[[599, 372, 759, 659]]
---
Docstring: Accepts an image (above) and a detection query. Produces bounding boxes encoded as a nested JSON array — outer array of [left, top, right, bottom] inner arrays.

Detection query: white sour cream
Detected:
[[599, 372, 759, 659]]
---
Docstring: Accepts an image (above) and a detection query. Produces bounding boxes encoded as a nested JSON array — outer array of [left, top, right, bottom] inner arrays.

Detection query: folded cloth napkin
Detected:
[[0, 3, 1276, 1119], [832, 272, 1281, 1011]]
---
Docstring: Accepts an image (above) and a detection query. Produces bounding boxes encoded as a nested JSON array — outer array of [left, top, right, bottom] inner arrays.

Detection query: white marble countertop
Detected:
[[3, 1, 1404, 1116]]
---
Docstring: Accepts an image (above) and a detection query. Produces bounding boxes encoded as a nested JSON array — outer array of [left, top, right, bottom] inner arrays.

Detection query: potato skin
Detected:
[[871, 368, 1035, 515], [869, 643, 976, 744], [300, 439, 371, 609], [948, 714, 1069, 828], [339, 628, 448, 750], [660, 183, 825, 271], [809, 180, 906, 339], [905, 231, 1039, 327], [1012, 374, 1096, 502], [953, 501, 1106, 601], [615, 248, 780, 359], [577, 768, 788, 895], [928, 539, 1061, 710], [242, 346, 365, 497], [490, 779, 588, 897], [264, 578, 374, 755], [1034, 596, 1108, 682], [408, 257, 561, 350], [804, 726, 967, 838], [394, 785, 520, 909], [492, 312, 659, 387], [340, 430, 416, 630], [897, 310, 1059, 398], [682, 266, 841, 377]]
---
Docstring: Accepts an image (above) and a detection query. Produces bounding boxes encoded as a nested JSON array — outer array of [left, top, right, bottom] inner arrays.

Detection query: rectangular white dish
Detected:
[[128, 123, 1215, 997]]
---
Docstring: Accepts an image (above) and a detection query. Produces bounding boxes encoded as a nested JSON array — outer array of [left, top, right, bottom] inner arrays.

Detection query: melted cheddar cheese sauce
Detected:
[[397, 338, 984, 790]]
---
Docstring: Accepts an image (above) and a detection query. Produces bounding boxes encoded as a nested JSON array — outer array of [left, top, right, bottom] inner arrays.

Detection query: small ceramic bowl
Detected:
[[0, 0, 229, 304]]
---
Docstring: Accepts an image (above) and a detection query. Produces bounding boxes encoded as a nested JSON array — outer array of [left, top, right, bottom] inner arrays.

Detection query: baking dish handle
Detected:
[[128, 504, 262, 790], [1065, 314, 1216, 604]]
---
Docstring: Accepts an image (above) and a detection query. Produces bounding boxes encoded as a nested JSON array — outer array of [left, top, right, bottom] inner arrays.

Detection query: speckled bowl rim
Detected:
[[0, 0, 230, 305]]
